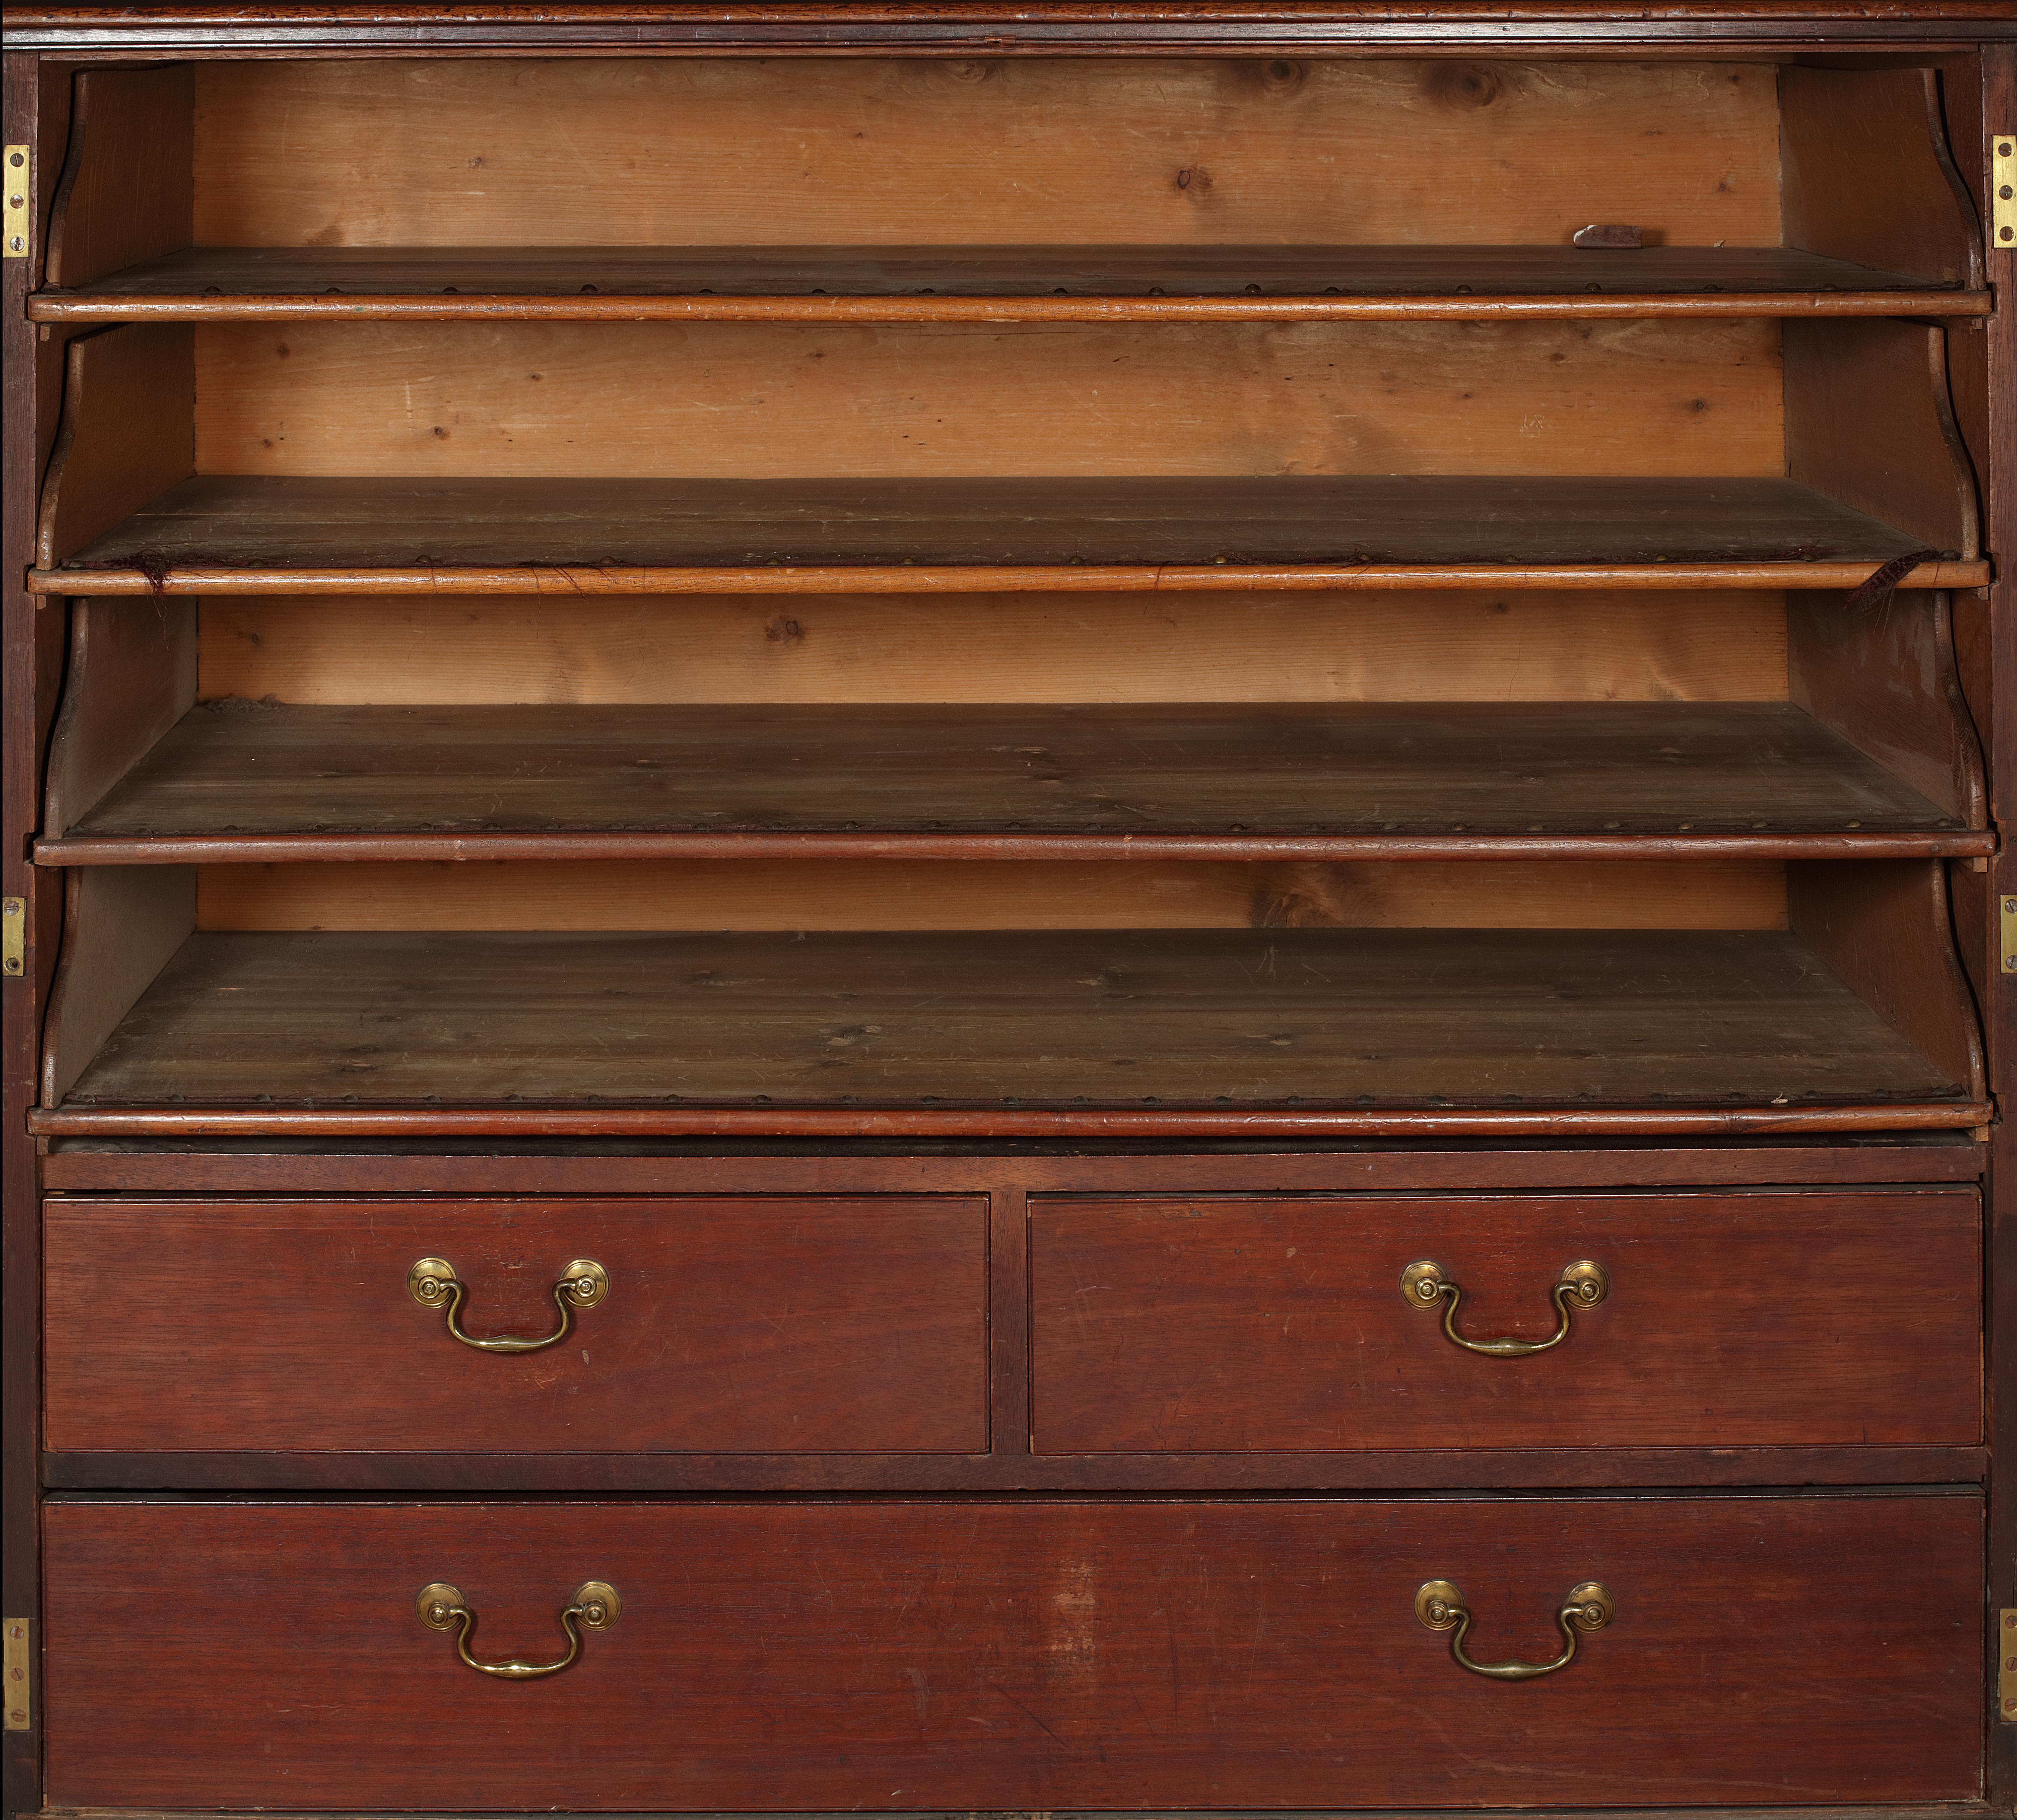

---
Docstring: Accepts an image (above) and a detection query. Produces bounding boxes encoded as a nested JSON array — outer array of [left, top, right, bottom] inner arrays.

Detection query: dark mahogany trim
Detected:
[[36, 1443, 1992, 1492], [24, 290, 1999, 324], [35, 1142, 1990, 1194], [1977, 38, 2016, 1810], [25, 1103, 1997, 1140], [24, 559, 1996, 597], [7, 1809, 1999, 1820], [3, 3, 2015, 57], [32, 830, 2003, 864]]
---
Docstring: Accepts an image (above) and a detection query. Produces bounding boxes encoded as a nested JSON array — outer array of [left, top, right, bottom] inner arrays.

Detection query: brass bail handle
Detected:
[[1399, 1257, 1609, 1357], [408, 1256, 609, 1353], [1415, 1578, 1615, 1681], [416, 1581, 621, 1680]]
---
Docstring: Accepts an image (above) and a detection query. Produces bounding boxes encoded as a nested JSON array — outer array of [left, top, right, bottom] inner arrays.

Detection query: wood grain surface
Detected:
[[189, 58, 1784, 249], [1030, 1190, 1983, 1449], [193, 591, 1791, 707], [186, 856, 1789, 932], [40, 1494, 1984, 1807], [44, 1196, 988, 1453], [51, 926, 1971, 1111], [1788, 859, 1989, 1100], [38, 867, 193, 1108], [41, 475, 1956, 580], [40, 597, 195, 836], [189, 317, 1783, 481], [1787, 588, 1986, 824], [1779, 66, 1983, 287], [36, 1140, 1990, 1197], [33, 324, 192, 569], [1783, 318, 1979, 558], [30, 244, 1987, 321], [48, 700, 1966, 843], [41, 67, 192, 291]]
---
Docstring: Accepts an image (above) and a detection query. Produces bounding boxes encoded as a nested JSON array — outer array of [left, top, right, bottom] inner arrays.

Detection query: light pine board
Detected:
[[192, 59, 1784, 249]]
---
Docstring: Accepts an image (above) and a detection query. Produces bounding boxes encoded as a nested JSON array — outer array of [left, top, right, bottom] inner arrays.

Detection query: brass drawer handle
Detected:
[[1415, 1578, 1615, 1680], [415, 1580, 620, 1680], [407, 1255, 608, 1353], [1399, 1257, 1608, 1357]]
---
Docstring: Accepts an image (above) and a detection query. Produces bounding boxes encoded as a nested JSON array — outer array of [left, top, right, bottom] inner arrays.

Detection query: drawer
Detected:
[[44, 1493, 1980, 1808], [1031, 1190, 1980, 1451], [44, 1196, 986, 1453]]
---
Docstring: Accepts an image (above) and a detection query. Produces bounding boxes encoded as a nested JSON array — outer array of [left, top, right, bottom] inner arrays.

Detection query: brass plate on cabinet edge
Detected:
[[3, 1618, 28, 1729]]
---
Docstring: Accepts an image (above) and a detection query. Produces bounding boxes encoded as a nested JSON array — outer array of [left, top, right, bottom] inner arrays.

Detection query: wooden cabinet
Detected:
[[1, 6, 2011, 1816]]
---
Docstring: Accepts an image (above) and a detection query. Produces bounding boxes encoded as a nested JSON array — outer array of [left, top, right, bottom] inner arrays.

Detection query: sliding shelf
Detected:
[[32, 702, 1992, 863], [27, 245, 1992, 323], [29, 476, 1988, 596], [27, 927, 1987, 1139]]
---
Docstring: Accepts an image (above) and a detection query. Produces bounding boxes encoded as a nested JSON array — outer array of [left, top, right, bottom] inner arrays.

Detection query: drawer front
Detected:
[[1031, 1191, 1980, 1451], [44, 1196, 987, 1453], [45, 1494, 1980, 1808]]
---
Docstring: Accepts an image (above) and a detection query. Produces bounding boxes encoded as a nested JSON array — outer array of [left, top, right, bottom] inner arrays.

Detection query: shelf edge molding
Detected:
[[24, 290, 1997, 325], [31, 831, 2003, 865], [26, 559, 1994, 597], [22, 1102, 1996, 1140]]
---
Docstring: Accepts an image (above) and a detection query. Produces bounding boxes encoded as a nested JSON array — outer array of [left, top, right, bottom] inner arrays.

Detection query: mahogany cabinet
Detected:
[[2, 4, 2014, 1817]]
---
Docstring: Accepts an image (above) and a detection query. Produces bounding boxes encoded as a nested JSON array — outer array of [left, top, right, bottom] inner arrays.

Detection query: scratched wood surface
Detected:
[[34, 243, 1978, 318], [55, 927, 1965, 1110], [61, 701, 1959, 840], [50, 476, 1941, 575], [41, 1495, 1984, 1807], [1030, 1190, 1983, 1450], [44, 1195, 989, 1453]]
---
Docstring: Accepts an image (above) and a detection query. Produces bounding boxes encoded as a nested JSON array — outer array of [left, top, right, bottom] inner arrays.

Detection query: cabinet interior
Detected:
[[23, 50, 1996, 1134]]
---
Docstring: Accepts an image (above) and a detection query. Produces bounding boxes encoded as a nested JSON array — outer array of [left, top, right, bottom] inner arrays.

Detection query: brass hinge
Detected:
[[2003, 894, 2017, 978], [2, 1618, 27, 1731], [1996, 129, 2016, 252], [1, 146, 27, 259], [2001, 1609, 2017, 1723], [0, 897, 21, 977]]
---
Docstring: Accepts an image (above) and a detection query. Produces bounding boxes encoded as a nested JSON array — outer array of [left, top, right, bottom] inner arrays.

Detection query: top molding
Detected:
[[4, 2, 2016, 54]]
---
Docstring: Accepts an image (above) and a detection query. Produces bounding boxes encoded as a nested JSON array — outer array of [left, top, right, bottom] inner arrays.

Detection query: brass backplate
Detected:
[[573, 1579, 622, 1628], [416, 1582, 466, 1630], [1, 898, 21, 977], [3, 1617, 28, 1730], [2, 149, 26, 259], [1563, 1580, 1617, 1632], [1414, 1579, 1464, 1630], [1994, 130, 2015, 252], [2001, 1609, 2017, 1722]]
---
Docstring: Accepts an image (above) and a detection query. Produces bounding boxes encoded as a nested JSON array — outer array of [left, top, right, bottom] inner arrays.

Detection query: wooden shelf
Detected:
[[31, 475, 1986, 596], [27, 245, 1991, 323], [34, 701, 1990, 862], [30, 927, 1983, 1138]]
